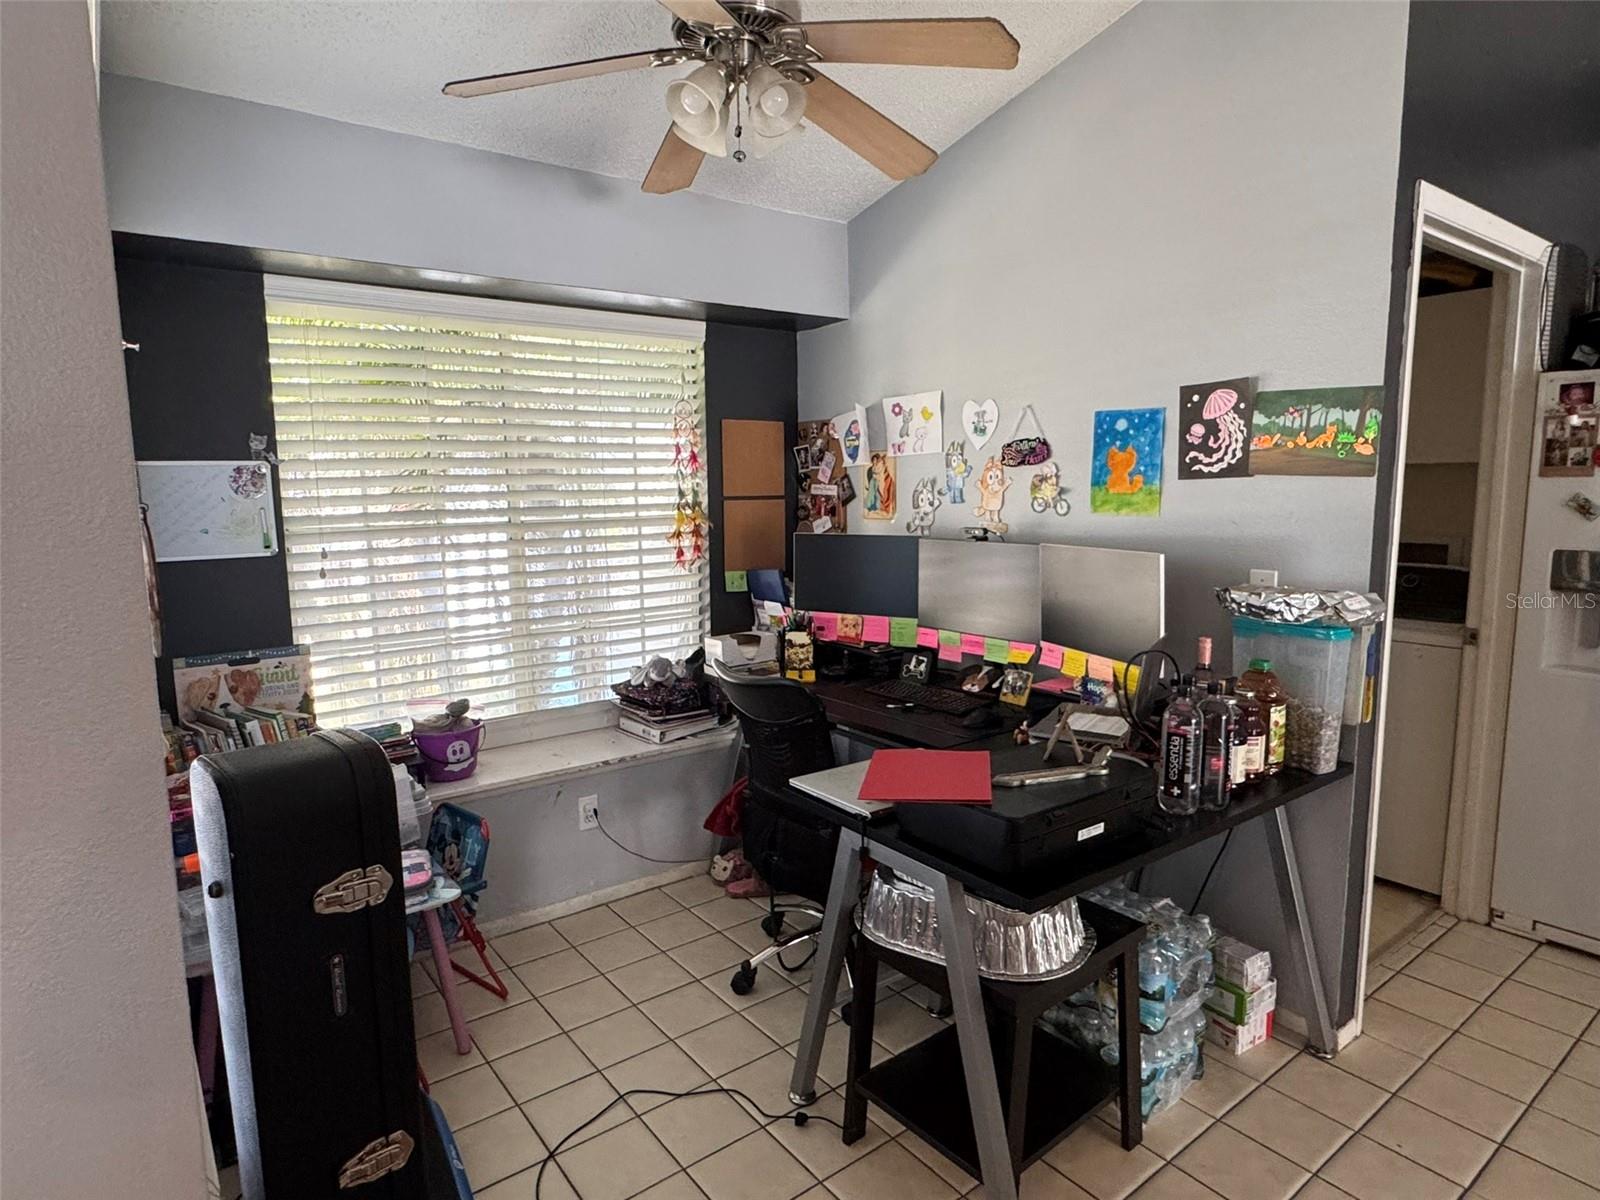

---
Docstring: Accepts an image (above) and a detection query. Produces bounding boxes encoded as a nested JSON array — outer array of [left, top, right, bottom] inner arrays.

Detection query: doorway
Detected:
[[1360, 184, 1552, 1002]]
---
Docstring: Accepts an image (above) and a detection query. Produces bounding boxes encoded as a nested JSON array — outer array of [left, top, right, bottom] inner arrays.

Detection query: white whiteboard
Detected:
[[137, 460, 279, 562]]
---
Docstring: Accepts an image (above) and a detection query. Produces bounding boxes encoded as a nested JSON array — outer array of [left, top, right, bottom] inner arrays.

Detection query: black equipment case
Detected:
[[191, 730, 424, 1200], [892, 747, 1157, 874]]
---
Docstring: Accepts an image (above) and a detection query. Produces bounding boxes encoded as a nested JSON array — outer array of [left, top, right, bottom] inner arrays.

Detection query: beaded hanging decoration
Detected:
[[667, 399, 709, 568]]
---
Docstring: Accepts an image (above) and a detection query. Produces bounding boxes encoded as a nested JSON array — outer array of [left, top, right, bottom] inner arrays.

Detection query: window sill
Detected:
[[425, 719, 739, 806]]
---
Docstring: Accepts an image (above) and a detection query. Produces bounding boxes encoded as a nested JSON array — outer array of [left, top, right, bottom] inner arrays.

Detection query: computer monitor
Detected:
[[916, 540, 1042, 643], [792, 533, 919, 617], [747, 569, 787, 606], [1039, 543, 1165, 661]]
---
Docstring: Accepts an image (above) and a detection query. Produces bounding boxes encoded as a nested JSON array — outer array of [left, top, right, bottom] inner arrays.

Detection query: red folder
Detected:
[[858, 749, 993, 805]]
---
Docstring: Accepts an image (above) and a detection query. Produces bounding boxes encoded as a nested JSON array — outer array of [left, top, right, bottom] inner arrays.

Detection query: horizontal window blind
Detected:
[[265, 281, 708, 728]]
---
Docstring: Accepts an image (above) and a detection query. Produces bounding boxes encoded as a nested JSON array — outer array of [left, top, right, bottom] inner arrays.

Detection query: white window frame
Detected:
[[264, 276, 709, 734]]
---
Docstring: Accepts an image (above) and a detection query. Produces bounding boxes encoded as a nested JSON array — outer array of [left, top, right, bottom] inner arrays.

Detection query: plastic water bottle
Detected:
[[1159, 676, 1202, 815]]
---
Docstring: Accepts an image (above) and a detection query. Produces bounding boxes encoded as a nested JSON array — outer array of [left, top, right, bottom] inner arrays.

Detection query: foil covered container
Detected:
[[859, 872, 1096, 982], [1214, 586, 1387, 628]]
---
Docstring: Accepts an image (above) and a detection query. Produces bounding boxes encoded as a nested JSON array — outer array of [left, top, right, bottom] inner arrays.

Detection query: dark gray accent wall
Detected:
[[705, 322, 799, 634]]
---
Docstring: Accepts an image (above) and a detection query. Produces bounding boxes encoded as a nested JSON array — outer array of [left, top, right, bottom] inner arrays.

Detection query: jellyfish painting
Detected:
[[1178, 378, 1255, 479]]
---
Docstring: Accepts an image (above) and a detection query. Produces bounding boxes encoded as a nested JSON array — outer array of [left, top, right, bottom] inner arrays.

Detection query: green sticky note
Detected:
[[723, 570, 748, 592], [983, 637, 1010, 664], [888, 617, 919, 648], [937, 629, 961, 647]]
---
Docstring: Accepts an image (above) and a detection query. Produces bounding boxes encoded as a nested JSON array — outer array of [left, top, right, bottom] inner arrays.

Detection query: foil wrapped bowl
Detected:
[[859, 871, 1096, 982]]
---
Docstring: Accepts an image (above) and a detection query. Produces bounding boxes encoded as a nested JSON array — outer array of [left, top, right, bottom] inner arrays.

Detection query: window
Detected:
[[265, 278, 708, 728]]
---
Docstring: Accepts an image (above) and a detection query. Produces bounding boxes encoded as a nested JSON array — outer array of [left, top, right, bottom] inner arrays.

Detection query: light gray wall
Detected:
[[99, 73, 849, 320], [796, 0, 1409, 1024], [1, 6, 207, 1197]]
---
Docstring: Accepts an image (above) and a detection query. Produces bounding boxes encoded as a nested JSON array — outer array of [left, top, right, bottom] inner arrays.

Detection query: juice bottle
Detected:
[[1198, 681, 1233, 811], [1158, 675, 1201, 815], [1222, 678, 1251, 787], [1234, 686, 1267, 782], [1239, 659, 1288, 776]]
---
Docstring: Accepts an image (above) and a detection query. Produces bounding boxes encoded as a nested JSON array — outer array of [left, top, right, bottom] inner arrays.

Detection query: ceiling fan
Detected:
[[442, 1, 1019, 194]]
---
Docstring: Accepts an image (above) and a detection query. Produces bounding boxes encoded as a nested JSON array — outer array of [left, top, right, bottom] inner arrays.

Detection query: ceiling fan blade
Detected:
[[443, 50, 674, 97], [799, 18, 1019, 69], [658, 0, 742, 29], [642, 128, 706, 194], [803, 73, 936, 181]]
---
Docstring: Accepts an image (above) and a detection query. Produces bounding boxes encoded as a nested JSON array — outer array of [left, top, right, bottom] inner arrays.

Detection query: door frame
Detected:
[[1356, 182, 1549, 1013]]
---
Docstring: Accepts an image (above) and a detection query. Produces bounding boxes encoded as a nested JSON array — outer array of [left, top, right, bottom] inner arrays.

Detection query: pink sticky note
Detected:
[[938, 641, 963, 664], [1086, 654, 1115, 682], [916, 626, 939, 648], [862, 615, 891, 644], [960, 633, 986, 656], [812, 613, 838, 642], [1039, 641, 1065, 670]]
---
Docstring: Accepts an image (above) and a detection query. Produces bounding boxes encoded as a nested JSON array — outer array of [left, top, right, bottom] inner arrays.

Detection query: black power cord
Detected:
[[531, 1085, 844, 1198], [1191, 827, 1235, 913], [593, 808, 710, 866]]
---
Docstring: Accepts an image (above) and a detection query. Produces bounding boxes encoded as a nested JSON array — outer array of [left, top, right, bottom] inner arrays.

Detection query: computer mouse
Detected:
[[961, 703, 1003, 729]]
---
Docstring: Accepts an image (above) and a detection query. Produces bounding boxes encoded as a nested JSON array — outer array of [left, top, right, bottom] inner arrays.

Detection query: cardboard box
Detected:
[[1204, 976, 1277, 1026], [1213, 935, 1272, 992], [1207, 1007, 1275, 1055]]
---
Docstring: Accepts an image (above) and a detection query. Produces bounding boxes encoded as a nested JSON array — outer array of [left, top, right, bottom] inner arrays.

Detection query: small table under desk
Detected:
[[785, 755, 1353, 1200]]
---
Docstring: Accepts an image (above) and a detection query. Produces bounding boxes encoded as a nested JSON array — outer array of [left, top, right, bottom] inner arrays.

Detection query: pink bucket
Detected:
[[413, 720, 485, 784]]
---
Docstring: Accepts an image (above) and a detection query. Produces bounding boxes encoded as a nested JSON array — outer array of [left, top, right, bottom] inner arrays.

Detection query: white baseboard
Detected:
[[477, 861, 710, 938]]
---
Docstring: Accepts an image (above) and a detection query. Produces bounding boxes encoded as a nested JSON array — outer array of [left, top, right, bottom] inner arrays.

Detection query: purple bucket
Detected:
[[414, 720, 485, 784]]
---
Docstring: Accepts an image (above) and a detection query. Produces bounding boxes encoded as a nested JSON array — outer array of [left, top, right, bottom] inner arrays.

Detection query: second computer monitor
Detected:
[[917, 540, 1042, 644], [1039, 543, 1165, 661]]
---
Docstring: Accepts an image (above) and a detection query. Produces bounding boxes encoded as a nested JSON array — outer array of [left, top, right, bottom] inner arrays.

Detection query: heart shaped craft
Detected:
[[962, 398, 999, 450]]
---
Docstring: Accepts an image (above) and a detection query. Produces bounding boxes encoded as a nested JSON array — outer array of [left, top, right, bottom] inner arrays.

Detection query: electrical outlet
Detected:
[[578, 796, 599, 832], [1249, 569, 1279, 587]]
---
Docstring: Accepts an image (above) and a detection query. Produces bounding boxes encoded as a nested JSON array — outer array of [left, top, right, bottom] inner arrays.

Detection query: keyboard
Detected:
[[864, 678, 991, 715]]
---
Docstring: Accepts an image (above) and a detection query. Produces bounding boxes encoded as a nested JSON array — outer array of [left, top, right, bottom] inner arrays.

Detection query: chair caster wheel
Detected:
[[789, 1090, 817, 1107], [730, 963, 757, 996], [839, 1001, 853, 1027], [761, 913, 785, 938]]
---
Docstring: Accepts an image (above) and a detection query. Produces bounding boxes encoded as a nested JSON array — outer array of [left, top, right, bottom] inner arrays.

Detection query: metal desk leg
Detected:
[[1115, 943, 1143, 1149], [1264, 806, 1337, 1056], [932, 873, 1019, 1200], [789, 835, 861, 1106]]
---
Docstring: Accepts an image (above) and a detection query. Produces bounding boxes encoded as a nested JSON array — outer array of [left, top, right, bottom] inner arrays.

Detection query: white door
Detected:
[[1492, 372, 1600, 944]]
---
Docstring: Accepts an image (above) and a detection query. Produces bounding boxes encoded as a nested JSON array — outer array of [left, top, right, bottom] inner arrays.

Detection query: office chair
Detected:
[[708, 660, 851, 1004]]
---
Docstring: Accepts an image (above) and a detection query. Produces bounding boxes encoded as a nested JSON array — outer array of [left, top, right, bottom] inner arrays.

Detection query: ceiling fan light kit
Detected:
[[443, 0, 1019, 194]]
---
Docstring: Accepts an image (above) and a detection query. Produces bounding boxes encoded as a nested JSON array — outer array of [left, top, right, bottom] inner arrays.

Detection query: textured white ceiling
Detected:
[[100, 0, 1135, 221]]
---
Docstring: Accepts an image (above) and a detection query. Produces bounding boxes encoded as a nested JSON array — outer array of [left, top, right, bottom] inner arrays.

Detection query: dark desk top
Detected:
[[809, 678, 1036, 749], [867, 764, 1353, 913]]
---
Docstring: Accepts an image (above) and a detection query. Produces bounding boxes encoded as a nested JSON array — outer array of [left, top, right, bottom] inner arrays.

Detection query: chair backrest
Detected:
[[709, 661, 836, 795], [427, 802, 490, 897]]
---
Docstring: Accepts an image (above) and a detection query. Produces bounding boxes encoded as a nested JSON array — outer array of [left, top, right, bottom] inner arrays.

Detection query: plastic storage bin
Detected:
[[1230, 617, 1353, 774]]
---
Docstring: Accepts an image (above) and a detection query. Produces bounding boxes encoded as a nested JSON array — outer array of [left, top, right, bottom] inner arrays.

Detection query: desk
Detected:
[[786, 757, 1352, 1200], [809, 678, 1034, 749]]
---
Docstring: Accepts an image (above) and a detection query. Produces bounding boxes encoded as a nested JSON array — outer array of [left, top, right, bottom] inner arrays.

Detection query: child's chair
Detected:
[[415, 802, 508, 1000]]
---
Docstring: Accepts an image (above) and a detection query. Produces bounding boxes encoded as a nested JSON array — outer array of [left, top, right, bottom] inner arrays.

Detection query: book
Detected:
[[618, 712, 721, 744], [172, 644, 316, 726]]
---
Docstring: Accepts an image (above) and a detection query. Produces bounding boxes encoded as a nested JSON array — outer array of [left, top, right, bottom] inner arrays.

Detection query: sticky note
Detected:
[[723, 570, 748, 592], [960, 633, 986, 656], [1039, 641, 1065, 670], [938, 629, 961, 648], [938, 641, 963, 664], [812, 612, 838, 642], [1008, 641, 1036, 665], [838, 616, 862, 644], [889, 617, 919, 648], [1086, 654, 1115, 682], [1062, 648, 1089, 678], [917, 626, 939, 648], [862, 615, 891, 644], [982, 637, 1010, 664]]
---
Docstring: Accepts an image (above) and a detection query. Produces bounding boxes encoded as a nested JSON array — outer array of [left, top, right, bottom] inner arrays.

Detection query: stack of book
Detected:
[[615, 700, 721, 745], [351, 720, 422, 768]]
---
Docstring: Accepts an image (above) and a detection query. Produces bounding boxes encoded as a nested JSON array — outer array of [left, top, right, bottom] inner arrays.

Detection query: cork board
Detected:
[[721, 419, 786, 498], [722, 498, 786, 570]]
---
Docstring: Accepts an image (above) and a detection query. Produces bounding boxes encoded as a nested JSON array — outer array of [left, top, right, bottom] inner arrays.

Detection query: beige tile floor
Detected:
[[417, 885, 1600, 1200]]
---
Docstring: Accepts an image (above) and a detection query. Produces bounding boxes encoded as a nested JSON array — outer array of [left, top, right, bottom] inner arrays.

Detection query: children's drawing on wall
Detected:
[[1090, 408, 1164, 515], [1029, 461, 1071, 516], [863, 451, 898, 520], [881, 391, 943, 457], [1178, 378, 1255, 480], [962, 398, 999, 450], [973, 456, 1011, 533], [942, 441, 973, 505], [905, 476, 941, 535], [1250, 387, 1382, 476], [831, 404, 870, 467]]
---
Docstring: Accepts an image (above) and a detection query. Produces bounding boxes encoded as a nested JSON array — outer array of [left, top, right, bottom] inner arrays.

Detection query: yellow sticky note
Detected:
[[1061, 649, 1088, 678], [1007, 641, 1036, 665]]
